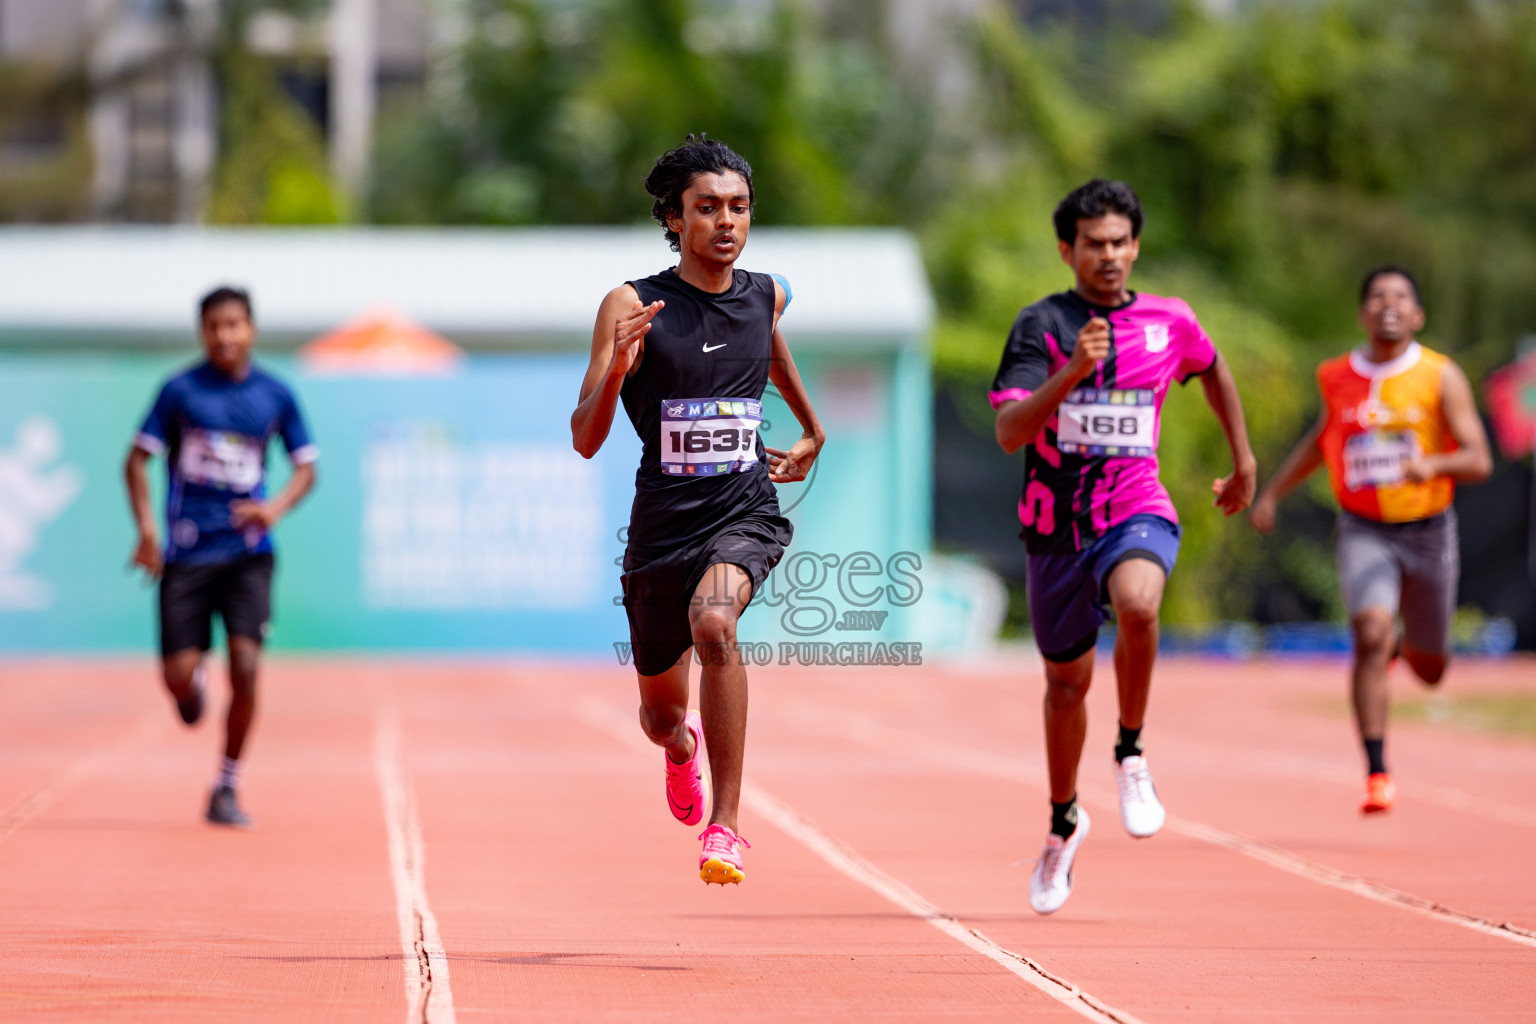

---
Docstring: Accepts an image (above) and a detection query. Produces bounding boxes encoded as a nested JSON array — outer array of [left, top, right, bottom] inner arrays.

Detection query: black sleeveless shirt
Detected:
[[621, 268, 781, 557]]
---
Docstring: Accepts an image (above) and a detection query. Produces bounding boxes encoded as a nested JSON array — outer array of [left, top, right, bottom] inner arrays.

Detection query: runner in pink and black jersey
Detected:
[[990, 179, 1258, 915]]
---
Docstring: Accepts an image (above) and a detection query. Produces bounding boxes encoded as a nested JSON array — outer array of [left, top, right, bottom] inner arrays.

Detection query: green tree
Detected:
[[206, 1, 343, 224], [362, 0, 1536, 630], [923, 0, 1536, 626], [0, 60, 93, 221], [370, 0, 939, 229]]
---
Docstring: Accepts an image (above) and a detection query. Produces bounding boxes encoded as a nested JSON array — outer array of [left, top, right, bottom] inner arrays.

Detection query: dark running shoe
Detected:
[[175, 661, 207, 726], [206, 785, 253, 828]]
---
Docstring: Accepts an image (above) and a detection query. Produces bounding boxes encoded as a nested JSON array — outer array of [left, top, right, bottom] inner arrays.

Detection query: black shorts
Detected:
[[159, 553, 274, 657], [621, 512, 792, 677]]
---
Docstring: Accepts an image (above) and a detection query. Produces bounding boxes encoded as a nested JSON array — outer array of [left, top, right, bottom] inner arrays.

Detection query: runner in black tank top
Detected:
[[621, 266, 784, 560], [571, 136, 825, 886]]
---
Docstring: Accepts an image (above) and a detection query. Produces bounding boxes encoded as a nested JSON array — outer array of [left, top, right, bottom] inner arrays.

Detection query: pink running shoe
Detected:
[[665, 710, 708, 827], [698, 823, 750, 885]]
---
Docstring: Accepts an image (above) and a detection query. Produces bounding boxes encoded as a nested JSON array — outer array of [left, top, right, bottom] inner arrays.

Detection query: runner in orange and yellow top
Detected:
[[1250, 266, 1491, 815]]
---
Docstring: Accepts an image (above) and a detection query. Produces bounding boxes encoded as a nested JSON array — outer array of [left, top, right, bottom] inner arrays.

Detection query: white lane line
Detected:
[[803, 708, 1536, 950], [743, 785, 1149, 1024], [1169, 818, 1536, 948], [576, 697, 1144, 1024], [1158, 742, 1536, 831], [374, 710, 457, 1024], [0, 714, 163, 842]]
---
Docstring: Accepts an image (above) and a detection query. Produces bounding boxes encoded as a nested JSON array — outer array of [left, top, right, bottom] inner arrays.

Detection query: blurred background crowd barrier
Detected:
[[0, 0, 1531, 653]]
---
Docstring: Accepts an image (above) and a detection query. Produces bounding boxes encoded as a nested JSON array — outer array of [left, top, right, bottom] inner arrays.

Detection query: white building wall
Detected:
[[0, 0, 93, 57]]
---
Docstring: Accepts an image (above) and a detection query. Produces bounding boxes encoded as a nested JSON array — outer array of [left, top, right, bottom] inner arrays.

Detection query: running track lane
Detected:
[[390, 663, 1104, 1022], [0, 659, 405, 1021], [2, 656, 1534, 1021], [740, 656, 1536, 1021], [397, 657, 1536, 1021]]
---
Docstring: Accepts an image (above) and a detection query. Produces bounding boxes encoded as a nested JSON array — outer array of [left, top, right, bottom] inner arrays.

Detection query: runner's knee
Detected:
[[639, 702, 687, 744], [689, 605, 737, 648], [1114, 595, 1160, 633], [1106, 560, 1165, 631], [227, 640, 260, 698], [162, 650, 201, 693], [1044, 673, 1091, 710], [1351, 611, 1395, 657]]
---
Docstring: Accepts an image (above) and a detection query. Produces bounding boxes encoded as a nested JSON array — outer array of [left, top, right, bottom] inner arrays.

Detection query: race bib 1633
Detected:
[[1056, 388, 1157, 457], [660, 398, 762, 477]]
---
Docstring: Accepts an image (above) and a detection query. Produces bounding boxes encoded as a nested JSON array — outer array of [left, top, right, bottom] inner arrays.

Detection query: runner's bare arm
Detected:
[[1403, 362, 1493, 484], [1249, 407, 1328, 534], [765, 317, 825, 484], [124, 446, 162, 578], [572, 285, 662, 459], [1198, 353, 1258, 516], [230, 461, 316, 531], [769, 276, 790, 332], [994, 316, 1110, 453]]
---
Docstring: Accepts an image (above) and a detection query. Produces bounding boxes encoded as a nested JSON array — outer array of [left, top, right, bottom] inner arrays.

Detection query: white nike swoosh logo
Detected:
[[702, 343, 727, 353]]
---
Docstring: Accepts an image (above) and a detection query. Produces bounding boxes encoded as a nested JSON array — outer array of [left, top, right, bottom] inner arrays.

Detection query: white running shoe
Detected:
[[1028, 807, 1090, 915], [1115, 755, 1166, 838]]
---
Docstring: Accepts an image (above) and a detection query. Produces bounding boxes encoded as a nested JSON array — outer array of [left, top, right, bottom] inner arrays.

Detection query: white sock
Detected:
[[217, 756, 241, 792]]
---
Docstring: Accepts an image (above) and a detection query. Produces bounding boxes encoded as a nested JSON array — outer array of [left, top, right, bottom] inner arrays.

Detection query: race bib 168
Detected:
[[660, 398, 762, 477], [1057, 388, 1157, 457]]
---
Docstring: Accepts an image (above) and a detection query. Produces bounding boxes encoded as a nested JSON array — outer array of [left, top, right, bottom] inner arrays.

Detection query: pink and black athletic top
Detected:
[[989, 290, 1218, 555]]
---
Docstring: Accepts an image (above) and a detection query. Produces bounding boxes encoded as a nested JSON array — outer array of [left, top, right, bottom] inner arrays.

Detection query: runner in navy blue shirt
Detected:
[[124, 286, 317, 828]]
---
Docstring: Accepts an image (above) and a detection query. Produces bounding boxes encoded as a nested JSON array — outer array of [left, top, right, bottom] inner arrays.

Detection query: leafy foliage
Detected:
[[7, 0, 1525, 625], [924, 0, 1536, 623], [207, 1, 343, 224], [370, 0, 940, 229], [0, 60, 93, 221], [366, 0, 1536, 625]]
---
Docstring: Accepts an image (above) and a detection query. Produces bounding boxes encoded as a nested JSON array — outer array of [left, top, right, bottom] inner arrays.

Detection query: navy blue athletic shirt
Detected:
[[135, 361, 317, 565], [621, 268, 787, 557]]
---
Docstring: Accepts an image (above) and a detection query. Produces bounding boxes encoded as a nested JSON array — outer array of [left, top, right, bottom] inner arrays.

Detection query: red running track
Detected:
[[0, 654, 1533, 1021]]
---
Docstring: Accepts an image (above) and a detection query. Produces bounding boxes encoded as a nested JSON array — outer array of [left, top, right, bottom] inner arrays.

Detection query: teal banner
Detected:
[[0, 350, 933, 654]]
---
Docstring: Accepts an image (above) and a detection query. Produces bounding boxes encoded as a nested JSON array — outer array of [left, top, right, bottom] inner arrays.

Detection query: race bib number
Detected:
[[1344, 430, 1416, 490], [1057, 388, 1157, 457], [179, 428, 263, 491], [660, 398, 762, 477]]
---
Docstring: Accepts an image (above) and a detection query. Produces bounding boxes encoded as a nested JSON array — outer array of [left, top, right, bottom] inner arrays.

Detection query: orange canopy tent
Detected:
[[298, 309, 464, 375]]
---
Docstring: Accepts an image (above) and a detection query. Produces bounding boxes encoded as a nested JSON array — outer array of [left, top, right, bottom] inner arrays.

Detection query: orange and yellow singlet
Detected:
[[1316, 341, 1456, 523]]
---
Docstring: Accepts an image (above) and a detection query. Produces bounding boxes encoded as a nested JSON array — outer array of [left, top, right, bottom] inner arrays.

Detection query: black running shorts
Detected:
[[159, 553, 275, 656], [621, 511, 792, 677]]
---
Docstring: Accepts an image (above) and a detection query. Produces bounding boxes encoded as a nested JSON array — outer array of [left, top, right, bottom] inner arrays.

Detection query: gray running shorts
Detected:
[[1336, 509, 1459, 655]]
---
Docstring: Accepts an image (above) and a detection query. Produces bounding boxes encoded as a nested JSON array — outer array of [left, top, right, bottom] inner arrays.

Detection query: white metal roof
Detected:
[[0, 226, 932, 347]]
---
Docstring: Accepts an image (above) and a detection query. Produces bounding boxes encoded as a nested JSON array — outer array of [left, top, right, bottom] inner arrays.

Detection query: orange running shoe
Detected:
[[1361, 773, 1396, 814], [698, 823, 750, 885]]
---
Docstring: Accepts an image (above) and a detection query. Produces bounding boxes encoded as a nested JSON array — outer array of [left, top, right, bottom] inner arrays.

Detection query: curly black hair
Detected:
[[1359, 265, 1422, 307], [644, 134, 755, 252], [1052, 179, 1144, 244]]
